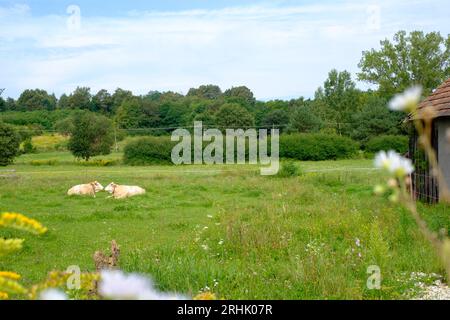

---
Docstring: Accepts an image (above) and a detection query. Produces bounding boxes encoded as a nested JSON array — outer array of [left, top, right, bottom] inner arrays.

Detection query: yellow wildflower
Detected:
[[0, 271, 21, 280], [193, 291, 217, 300], [0, 291, 8, 300], [0, 238, 24, 257], [0, 212, 47, 235], [29, 271, 100, 300], [0, 276, 27, 295]]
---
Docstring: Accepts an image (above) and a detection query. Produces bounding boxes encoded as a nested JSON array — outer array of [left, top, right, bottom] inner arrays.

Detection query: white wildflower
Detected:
[[389, 86, 422, 112], [391, 156, 414, 177], [201, 244, 209, 251], [99, 270, 187, 300], [374, 150, 414, 177], [39, 288, 68, 300], [375, 150, 391, 170], [218, 239, 224, 245], [99, 270, 153, 300], [207, 215, 213, 219], [355, 238, 361, 247]]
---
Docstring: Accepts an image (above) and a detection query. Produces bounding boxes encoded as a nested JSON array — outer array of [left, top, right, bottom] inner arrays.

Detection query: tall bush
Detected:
[[123, 136, 175, 165], [280, 133, 358, 161], [365, 135, 409, 154], [0, 122, 20, 166]]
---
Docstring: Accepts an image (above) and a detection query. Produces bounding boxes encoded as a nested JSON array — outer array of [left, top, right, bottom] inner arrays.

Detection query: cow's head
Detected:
[[91, 181, 104, 192], [105, 182, 117, 194]]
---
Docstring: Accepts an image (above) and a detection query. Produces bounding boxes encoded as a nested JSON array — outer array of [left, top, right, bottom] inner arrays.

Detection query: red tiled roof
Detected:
[[417, 78, 450, 118]]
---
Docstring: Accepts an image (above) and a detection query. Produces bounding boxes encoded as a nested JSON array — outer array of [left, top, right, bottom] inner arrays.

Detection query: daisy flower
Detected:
[[389, 86, 422, 112]]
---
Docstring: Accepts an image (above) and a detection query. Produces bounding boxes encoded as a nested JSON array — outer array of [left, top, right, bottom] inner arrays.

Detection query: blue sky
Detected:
[[0, 0, 449, 100]]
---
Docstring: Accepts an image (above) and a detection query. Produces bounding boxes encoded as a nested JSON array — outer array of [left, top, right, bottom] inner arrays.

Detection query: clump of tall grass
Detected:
[[277, 161, 303, 178]]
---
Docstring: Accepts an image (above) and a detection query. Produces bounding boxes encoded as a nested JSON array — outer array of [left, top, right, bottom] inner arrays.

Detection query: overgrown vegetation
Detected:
[[0, 154, 447, 299]]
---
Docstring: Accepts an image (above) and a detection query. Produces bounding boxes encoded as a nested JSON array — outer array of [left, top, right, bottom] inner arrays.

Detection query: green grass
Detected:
[[0, 152, 448, 299]]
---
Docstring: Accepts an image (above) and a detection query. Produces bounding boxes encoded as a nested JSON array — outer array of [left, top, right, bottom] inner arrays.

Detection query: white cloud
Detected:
[[0, 3, 30, 18], [0, 0, 449, 99]]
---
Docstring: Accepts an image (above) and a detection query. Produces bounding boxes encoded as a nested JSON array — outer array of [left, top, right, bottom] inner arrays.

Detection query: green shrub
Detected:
[[22, 138, 37, 154], [123, 133, 359, 165], [365, 135, 408, 154], [277, 161, 302, 177], [279, 133, 358, 161], [29, 159, 58, 166], [0, 122, 21, 166], [123, 136, 176, 165], [78, 159, 119, 167]]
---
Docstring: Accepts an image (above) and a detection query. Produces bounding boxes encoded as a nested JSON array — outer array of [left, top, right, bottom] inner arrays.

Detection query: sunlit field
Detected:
[[1, 152, 448, 299]]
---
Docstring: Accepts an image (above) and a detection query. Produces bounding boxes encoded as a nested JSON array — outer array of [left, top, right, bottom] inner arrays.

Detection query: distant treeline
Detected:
[[0, 81, 404, 145], [1, 30, 448, 146]]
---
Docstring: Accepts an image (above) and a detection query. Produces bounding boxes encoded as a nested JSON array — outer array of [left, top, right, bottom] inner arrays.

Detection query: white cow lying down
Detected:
[[105, 182, 146, 199], [67, 181, 104, 197]]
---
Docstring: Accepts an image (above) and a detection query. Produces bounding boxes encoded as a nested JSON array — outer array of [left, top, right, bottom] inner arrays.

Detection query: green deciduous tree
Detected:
[[58, 94, 70, 109], [67, 112, 114, 161], [187, 85, 222, 100], [348, 95, 404, 144], [112, 88, 133, 113], [54, 117, 76, 136], [5, 97, 16, 111], [0, 89, 5, 111], [16, 89, 57, 111], [67, 87, 92, 110], [261, 109, 289, 129], [224, 86, 256, 108], [0, 122, 20, 166], [287, 107, 323, 133], [215, 103, 255, 128], [92, 89, 113, 113], [115, 98, 142, 129], [358, 30, 450, 97], [315, 69, 361, 134]]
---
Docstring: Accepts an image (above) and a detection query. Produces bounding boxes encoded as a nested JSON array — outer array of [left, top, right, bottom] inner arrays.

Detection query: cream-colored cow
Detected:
[[67, 181, 104, 197], [104, 182, 146, 199]]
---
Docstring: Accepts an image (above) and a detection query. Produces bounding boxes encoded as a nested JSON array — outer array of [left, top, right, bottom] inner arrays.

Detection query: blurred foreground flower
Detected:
[[194, 291, 218, 300], [0, 239, 24, 257], [373, 85, 450, 283], [98, 270, 187, 300], [39, 288, 68, 300], [0, 212, 47, 235], [0, 271, 20, 280], [0, 212, 47, 299], [374, 150, 414, 178], [389, 85, 422, 112]]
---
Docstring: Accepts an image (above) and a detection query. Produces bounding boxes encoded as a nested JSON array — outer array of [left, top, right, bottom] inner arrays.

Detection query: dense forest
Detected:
[[1, 31, 449, 148]]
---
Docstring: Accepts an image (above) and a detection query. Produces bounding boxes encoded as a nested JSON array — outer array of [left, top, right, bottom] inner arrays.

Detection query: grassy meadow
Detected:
[[0, 152, 449, 299]]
